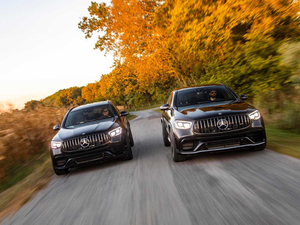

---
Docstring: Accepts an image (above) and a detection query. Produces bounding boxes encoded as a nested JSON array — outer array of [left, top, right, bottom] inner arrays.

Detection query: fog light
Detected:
[[52, 148, 61, 155], [182, 141, 194, 150], [56, 160, 66, 166]]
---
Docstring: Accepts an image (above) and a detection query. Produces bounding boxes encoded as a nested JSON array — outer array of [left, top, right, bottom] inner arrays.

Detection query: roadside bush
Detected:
[[0, 106, 67, 182], [276, 105, 300, 132], [254, 85, 300, 133]]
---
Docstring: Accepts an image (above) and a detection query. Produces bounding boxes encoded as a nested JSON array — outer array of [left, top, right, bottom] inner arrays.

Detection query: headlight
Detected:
[[51, 141, 62, 149], [174, 121, 193, 129], [51, 141, 62, 155], [108, 127, 122, 137], [249, 110, 261, 120]]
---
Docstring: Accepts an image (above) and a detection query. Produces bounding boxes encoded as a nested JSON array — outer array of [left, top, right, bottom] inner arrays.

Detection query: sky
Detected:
[[0, 0, 113, 109]]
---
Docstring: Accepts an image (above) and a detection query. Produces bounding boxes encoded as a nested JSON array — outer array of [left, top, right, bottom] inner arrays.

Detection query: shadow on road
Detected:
[[67, 157, 132, 176]]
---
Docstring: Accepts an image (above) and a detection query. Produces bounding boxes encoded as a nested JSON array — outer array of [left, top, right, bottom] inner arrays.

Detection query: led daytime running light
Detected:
[[249, 110, 261, 120], [175, 121, 192, 129], [108, 127, 122, 137], [51, 141, 62, 149]]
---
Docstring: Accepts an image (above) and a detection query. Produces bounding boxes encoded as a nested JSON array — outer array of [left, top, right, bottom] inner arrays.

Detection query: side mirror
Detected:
[[53, 124, 60, 131], [160, 103, 170, 110], [120, 111, 128, 117], [240, 94, 247, 100]]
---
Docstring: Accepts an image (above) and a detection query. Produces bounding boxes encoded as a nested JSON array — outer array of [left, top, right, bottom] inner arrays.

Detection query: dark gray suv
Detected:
[[50, 101, 134, 175], [160, 84, 266, 162]]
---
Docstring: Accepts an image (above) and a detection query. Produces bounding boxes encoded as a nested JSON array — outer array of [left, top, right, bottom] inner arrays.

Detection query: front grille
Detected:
[[194, 114, 251, 134], [62, 133, 110, 152], [75, 153, 104, 164], [196, 138, 252, 151]]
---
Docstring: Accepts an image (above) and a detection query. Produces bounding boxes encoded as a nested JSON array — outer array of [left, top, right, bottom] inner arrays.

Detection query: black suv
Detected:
[[50, 101, 134, 175], [160, 84, 266, 162]]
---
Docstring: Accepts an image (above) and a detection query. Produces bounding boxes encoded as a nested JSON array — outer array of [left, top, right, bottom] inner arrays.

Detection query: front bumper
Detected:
[[51, 141, 127, 170], [174, 128, 266, 155]]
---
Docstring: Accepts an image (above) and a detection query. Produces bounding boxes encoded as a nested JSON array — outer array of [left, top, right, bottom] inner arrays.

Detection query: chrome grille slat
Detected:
[[97, 134, 101, 144], [194, 114, 251, 134], [200, 121, 203, 133], [234, 116, 238, 129], [100, 133, 103, 143]]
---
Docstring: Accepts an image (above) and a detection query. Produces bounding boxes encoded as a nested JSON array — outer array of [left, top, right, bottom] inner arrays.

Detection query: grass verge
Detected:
[[0, 153, 49, 193], [0, 153, 52, 221], [127, 113, 138, 121], [266, 126, 300, 159], [153, 108, 162, 114]]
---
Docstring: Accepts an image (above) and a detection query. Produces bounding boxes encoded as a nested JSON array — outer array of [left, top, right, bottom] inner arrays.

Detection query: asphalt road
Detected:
[[3, 109, 300, 225]]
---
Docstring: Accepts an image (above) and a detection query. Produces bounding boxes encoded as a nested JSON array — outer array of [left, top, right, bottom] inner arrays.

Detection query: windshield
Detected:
[[64, 105, 115, 128], [176, 86, 236, 107]]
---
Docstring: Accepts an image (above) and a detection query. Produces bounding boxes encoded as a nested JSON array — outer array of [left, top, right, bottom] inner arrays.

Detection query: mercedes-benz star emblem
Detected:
[[80, 138, 90, 148], [217, 119, 229, 130]]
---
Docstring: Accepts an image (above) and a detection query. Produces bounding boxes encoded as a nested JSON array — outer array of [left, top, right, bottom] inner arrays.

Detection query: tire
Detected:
[[122, 134, 133, 161], [129, 128, 134, 147], [54, 168, 69, 175], [162, 122, 170, 146], [171, 135, 187, 162], [250, 143, 266, 151]]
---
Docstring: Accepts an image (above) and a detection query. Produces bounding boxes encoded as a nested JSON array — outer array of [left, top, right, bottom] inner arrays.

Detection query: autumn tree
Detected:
[[79, 0, 300, 107], [79, 0, 178, 103], [161, 0, 300, 94], [82, 82, 104, 102], [42, 87, 84, 107]]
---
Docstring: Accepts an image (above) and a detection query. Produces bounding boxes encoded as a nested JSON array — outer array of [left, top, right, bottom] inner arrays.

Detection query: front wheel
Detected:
[[129, 128, 134, 147], [122, 134, 133, 161], [162, 122, 170, 146], [170, 135, 186, 162], [54, 168, 69, 176]]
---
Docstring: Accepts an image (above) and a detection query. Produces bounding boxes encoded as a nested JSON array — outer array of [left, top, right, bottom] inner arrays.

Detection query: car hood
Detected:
[[54, 120, 116, 141], [175, 100, 255, 120]]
